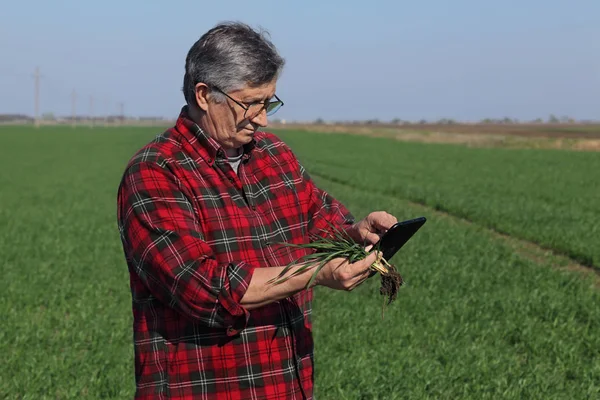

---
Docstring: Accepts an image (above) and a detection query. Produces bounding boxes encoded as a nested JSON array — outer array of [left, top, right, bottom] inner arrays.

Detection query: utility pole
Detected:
[[104, 98, 109, 127], [89, 95, 94, 128], [71, 90, 77, 128], [33, 67, 41, 128], [119, 102, 125, 125]]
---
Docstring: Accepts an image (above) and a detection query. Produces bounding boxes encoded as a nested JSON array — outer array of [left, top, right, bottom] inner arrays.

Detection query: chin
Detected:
[[234, 135, 253, 147]]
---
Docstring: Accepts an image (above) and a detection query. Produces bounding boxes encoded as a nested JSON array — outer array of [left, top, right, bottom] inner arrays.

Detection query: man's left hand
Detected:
[[347, 211, 398, 245]]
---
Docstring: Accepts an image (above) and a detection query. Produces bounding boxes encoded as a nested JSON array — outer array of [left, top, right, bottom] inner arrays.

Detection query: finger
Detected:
[[351, 251, 378, 277], [364, 232, 381, 245], [363, 250, 379, 266], [369, 211, 398, 231]]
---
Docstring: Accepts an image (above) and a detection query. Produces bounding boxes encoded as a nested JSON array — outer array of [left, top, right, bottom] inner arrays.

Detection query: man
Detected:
[[117, 22, 398, 399]]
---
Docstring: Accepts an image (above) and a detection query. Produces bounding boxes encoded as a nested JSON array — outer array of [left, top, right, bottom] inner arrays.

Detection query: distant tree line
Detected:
[[0, 114, 170, 124], [308, 114, 597, 125], [0, 114, 33, 122]]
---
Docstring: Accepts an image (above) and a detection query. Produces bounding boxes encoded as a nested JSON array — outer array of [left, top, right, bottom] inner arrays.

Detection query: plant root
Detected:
[[371, 253, 404, 307], [380, 264, 403, 305]]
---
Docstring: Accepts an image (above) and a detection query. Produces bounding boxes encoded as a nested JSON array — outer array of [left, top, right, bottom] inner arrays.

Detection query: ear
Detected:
[[194, 83, 210, 112]]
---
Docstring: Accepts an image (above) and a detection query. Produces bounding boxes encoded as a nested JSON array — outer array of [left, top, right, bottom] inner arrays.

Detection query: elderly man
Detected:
[[117, 22, 397, 399]]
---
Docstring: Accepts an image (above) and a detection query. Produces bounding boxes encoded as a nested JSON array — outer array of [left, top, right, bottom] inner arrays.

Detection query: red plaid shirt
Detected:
[[117, 107, 355, 399]]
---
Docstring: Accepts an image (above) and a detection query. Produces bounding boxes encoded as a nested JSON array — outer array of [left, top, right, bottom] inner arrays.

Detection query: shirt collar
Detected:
[[175, 106, 256, 166]]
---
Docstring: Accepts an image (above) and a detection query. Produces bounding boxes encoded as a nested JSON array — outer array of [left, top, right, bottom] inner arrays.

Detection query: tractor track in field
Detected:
[[310, 171, 600, 288]]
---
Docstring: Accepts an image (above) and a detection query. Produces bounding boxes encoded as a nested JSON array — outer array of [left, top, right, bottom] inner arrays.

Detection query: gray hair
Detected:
[[183, 22, 285, 105]]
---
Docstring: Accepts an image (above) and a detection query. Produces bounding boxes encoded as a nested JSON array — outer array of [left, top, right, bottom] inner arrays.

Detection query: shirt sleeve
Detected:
[[117, 160, 254, 335]]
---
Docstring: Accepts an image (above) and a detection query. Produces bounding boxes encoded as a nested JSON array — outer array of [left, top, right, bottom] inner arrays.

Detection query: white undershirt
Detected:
[[227, 151, 244, 174]]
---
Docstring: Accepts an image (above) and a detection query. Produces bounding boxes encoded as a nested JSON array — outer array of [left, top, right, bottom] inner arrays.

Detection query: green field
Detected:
[[274, 130, 600, 269], [1, 125, 599, 399]]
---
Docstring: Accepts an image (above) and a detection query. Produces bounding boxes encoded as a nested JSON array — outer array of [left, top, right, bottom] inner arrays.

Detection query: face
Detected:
[[195, 81, 277, 151]]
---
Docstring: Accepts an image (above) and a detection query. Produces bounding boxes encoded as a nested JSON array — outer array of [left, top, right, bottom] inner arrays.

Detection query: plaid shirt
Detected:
[[117, 107, 355, 399]]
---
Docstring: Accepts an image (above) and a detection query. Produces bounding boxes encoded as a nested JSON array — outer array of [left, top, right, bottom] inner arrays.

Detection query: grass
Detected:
[[274, 130, 600, 269], [310, 178, 599, 399], [1, 125, 599, 399], [1, 126, 156, 398]]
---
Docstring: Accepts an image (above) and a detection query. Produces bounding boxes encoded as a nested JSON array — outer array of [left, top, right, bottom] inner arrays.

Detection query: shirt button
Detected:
[[251, 205, 256, 211]]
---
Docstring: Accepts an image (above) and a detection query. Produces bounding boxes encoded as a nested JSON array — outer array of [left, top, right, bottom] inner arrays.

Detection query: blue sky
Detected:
[[0, 0, 598, 122]]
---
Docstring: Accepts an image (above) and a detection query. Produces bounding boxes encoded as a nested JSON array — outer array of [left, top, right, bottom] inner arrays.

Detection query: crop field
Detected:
[[1, 125, 599, 399], [273, 130, 600, 268], [281, 122, 600, 139]]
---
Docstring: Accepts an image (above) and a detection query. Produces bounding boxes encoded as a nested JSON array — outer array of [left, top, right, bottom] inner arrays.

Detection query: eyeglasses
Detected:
[[211, 86, 284, 119]]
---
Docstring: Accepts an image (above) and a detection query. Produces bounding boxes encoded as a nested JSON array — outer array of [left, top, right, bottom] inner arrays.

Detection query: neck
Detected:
[[225, 147, 242, 158], [187, 105, 243, 158], [188, 105, 207, 131]]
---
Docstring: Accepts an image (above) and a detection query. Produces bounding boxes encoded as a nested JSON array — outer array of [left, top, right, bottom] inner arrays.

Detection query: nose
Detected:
[[249, 107, 268, 127]]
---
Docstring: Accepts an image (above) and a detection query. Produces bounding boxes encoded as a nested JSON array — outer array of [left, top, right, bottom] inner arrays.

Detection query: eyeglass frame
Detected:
[[210, 86, 284, 119]]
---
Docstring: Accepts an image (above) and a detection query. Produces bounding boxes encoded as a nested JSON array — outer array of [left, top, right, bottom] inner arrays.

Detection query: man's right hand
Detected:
[[241, 248, 380, 310], [312, 251, 380, 291]]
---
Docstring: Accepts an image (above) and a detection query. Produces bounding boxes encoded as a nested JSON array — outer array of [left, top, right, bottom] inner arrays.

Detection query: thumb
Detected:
[[351, 251, 379, 277], [365, 232, 381, 245], [362, 251, 379, 268]]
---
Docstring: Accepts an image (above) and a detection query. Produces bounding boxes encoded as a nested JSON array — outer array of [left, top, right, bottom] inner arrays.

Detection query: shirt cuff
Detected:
[[217, 261, 256, 336]]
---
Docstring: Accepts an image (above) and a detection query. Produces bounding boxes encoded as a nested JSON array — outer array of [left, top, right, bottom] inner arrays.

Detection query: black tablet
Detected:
[[372, 216, 427, 261]]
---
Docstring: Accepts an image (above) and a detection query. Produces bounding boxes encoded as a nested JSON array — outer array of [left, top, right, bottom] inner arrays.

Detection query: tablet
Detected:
[[372, 216, 427, 261]]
